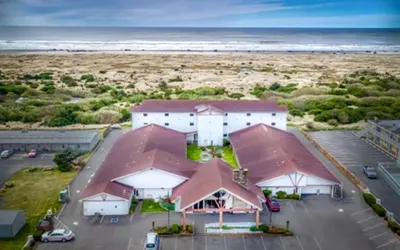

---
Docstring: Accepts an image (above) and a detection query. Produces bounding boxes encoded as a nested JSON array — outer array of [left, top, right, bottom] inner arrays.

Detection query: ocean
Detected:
[[1, 26, 400, 52]]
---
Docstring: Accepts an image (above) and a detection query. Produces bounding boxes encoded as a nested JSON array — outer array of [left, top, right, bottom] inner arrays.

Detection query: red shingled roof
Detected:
[[229, 124, 340, 184], [131, 100, 288, 113], [171, 158, 265, 211], [80, 124, 198, 200]]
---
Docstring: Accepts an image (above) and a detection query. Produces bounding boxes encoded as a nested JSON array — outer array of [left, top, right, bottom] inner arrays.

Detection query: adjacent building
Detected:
[[0, 210, 25, 238], [0, 130, 101, 152], [363, 120, 400, 160], [131, 100, 288, 146]]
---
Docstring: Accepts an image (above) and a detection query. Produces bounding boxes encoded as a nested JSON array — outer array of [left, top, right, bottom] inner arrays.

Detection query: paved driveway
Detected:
[[308, 130, 400, 221], [0, 153, 55, 186]]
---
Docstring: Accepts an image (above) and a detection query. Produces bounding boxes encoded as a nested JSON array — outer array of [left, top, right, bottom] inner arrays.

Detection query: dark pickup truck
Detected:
[[363, 165, 377, 179]]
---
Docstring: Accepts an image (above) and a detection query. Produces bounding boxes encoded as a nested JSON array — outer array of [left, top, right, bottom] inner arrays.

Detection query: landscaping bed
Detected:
[[153, 223, 194, 236], [141, 199, 168, 213], [205, 222, 293, 236], [0, 168, 77, 250]]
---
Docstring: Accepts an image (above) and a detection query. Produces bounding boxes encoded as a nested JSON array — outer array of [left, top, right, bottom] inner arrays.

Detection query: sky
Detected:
[[0, 0, 399, 28]]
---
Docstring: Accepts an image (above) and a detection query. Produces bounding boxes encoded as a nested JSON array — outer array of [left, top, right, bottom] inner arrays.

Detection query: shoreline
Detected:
[[1, 49, 400, 56]]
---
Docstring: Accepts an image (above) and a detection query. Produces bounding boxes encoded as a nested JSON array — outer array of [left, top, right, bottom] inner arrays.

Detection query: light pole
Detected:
[[162, 187, 170, 228]]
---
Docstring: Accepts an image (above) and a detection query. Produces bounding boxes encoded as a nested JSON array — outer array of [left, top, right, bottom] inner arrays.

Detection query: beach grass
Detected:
[[186, 144, 202, 161], [222, 146, 239, 169], [0, 168, 77, 250]]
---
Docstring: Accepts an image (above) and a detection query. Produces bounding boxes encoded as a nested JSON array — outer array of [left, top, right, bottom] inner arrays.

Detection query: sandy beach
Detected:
[[1, 52, 400, 96]]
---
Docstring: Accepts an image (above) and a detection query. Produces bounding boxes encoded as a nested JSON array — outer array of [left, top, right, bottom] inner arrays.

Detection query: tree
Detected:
[[54, 148, 83, 172]]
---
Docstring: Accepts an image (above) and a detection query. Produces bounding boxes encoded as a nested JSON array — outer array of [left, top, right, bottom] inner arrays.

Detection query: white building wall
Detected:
[[115, 169, 187, 189], [197, 112, 224, 146], [132, 112, 197, 132]]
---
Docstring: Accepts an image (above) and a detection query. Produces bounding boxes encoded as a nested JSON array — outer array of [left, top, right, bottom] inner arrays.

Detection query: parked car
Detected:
[[363, 165, 377, 179], [111, 124, 122, 130], [41, 229, 75, 242], [0, 149, 14, 159], [144, 232, 159, 250], [28, 149, 38, 158], [266, 198, 280, 212]]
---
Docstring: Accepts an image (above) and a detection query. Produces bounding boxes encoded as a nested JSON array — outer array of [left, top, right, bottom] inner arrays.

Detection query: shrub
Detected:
[[290, 109, 305, 117], [327, 119, 339, 127], [223, 139, 230, 147], [61, 75, 77, 86], [185, 224, 193, 233], [168, 76, 183, 82], [306, 122, 314, 130], [228, 93, 245, 100], [99, 70, 107, 74], [54, 148, 84, 172], [388, 221, 400, 233], [249, 226, 259, 232], [251, 84, 268, 98], [371, 204, 386, 217], [95, 110, 123, 124], [363, 193, 376, 206], [33, 230, 44, 242], [171, 223, 180, 234], [263, 189, 272, 198], [269, 83, 281, 91], [46, 104, 80, 127], [286, 194, 300, 200], [81, 74, 95, 82], [40, 82, 56, 93], [276, 191, 287, 199], [258, 224, 269, 233]]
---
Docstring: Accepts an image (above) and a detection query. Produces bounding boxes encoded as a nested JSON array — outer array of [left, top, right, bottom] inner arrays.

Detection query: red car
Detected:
[[266, 198, 280, 212], [28, 149, 38, 158]]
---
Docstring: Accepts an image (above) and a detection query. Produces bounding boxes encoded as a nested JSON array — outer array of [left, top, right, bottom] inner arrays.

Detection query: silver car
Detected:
[[0, 149, 14, 159], [41, 229, 75, 242]]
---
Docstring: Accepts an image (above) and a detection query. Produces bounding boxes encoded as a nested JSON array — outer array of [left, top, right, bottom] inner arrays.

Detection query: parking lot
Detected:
[[0, 152, 55, 186], [308, 130, 400, 222]]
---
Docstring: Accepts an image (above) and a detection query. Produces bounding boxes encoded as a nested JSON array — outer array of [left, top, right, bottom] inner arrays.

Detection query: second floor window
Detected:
[[272, 113, 276, 116], [246, 122, 251, 126], [190, 113, 194, 116], [143, 113, 148, 116], [165, 123, 169, 126], [224, 122, 228, 126], [190, 122, 194, 126], [247, 113, 251, 116], [165, 113, 169, 116], [271, 122, 276, 126]]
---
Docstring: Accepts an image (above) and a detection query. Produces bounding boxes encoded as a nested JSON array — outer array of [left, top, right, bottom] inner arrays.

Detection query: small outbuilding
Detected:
[[0, 210, 26, 238], [0, 130, 101, 152]]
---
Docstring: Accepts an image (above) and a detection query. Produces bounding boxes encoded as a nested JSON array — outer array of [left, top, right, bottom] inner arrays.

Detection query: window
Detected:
[[165, 123, 169, 126], [271, 122, 276, 126], [144, 123, 148, 125], [143, 113, 148, 116], [223, 134, 227, 137], [77, 145, 80, 148], [272, 113, 276, 116], [225, 113, 228, 116], [247, 113, 251, 116], [223, 122, 228, 126], [190, 122, 194, 126], [165, 113, 169, 116], [190, 113, 194, 116], [246, 122, 251, 126]]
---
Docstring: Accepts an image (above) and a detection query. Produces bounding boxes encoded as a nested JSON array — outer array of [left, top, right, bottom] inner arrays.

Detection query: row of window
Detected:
[[142, 113, 277, 117], [144, 122, 276, 127]]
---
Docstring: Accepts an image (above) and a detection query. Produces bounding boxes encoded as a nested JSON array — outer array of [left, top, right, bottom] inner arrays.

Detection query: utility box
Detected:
[[59, 189, 69, 203]]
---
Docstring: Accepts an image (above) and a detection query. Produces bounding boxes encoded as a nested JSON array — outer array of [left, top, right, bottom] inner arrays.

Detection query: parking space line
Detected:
[[357, 216, 376, 224], [130, 214, 134, 222], [223, 236, 227, 250], [363, 223, 383, 232], [376, 239, 397, 249], [192, 236, 194, 250], [127, 237, 132, 250], [351, 208, 371, 216], [205, 235, 207, 250], [280, 236, 286, 250], [175, 236, 177, 250], [314, 236, 322, 250], [242, 236, 247, 250], [369, 232, 388, 240], [260, 236, 267, 250], [100, 215, 104, 223], [160, 238, 163, 250], [296, 236, 305, 250], [289, 202, 295, 212], [300, 201, 309, 213]]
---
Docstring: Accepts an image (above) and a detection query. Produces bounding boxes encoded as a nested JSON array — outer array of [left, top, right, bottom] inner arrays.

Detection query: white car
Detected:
[[41, 229, 75, 242]]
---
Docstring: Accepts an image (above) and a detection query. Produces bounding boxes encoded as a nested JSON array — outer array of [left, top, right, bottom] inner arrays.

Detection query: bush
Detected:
[[286, 194, 300, 200], [263, 189, 272, 198], [327, 119, 339, 127], [46, 104, 80, 127], [306, 122, 314, 130], [33, 230, 44, 242], [276, 191, 287, 199], [258, 224, 269, 233], [185, 224, 193, 233], [223, 139, 230, 147], [91, 84, 111, 94], [290, 109, 305, 117], [228, 93, 245, 100], [251, 84, 268, 98], [81, 74, 95, 82], [171, 223, 180, 234], [269, 83, 281, 91], [99, 70, 107, 74], [363, 193, 376, 206], [95, 110, 123, 124], [388, 221, 400, 233], [54, 148, 84, 172], [249, 226, 259, 232], [168, 76, 183, 82], [371, 204, 386, 217], [61, 75, 77, 86]]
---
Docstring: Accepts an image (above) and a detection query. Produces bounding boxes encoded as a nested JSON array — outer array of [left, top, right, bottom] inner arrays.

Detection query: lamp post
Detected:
[[161, 187, 170, 228]]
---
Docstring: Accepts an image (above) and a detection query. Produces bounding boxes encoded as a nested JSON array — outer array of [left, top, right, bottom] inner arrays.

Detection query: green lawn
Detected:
[[0, 168, 77, 250], [222, 146, 239, 168], [186, 144, 202, 161], [141, 199, 167, 213]]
